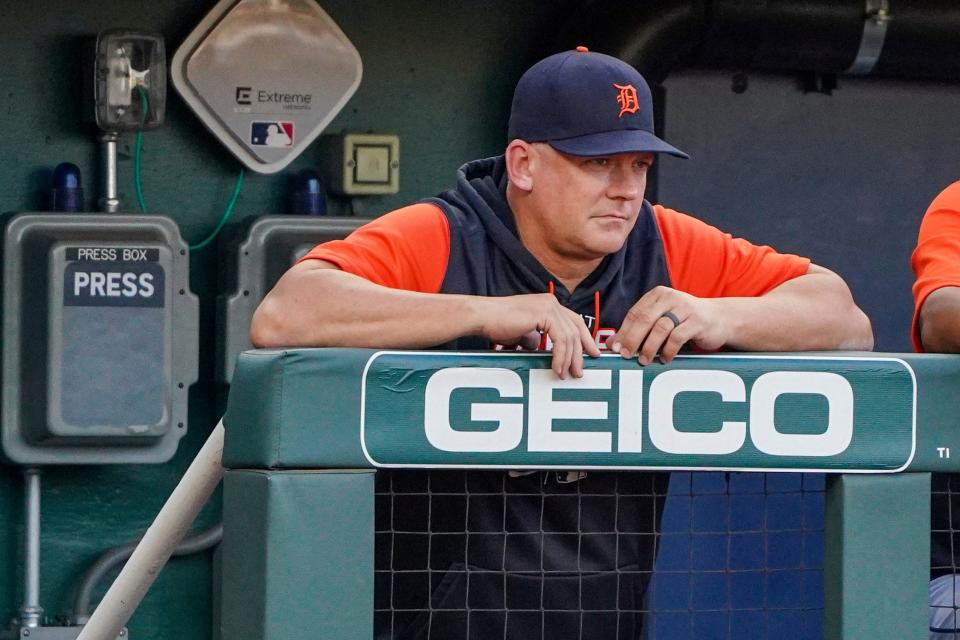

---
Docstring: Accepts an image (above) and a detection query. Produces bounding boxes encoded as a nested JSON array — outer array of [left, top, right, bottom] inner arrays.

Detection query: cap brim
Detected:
[[548, 129, 689, 159]]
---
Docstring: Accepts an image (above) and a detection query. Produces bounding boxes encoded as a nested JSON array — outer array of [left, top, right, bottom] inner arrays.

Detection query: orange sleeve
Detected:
[[910, 181, 960, 352], [653, 205, 811, 298], [297, 203, 450, 293]]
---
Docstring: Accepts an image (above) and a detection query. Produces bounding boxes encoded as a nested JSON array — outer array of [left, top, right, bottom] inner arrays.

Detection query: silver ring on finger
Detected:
[[661, 310, 681, 328]]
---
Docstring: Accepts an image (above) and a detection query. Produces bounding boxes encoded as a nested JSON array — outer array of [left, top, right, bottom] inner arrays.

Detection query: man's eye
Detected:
[[590, 158, 609, 166]]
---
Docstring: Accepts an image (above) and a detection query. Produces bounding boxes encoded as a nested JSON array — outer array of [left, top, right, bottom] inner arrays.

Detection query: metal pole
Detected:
[[99, 131, 120, 213], [77, 421, 226, 640], [21, 468, 43, 628]]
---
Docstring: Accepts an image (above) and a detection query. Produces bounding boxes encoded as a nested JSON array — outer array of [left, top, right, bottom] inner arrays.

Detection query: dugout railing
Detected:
[[218, 349, 960, 640]]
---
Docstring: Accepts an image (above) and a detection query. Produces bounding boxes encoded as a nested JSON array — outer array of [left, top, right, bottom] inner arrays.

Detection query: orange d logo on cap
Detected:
[[614, 83, 640, 118]]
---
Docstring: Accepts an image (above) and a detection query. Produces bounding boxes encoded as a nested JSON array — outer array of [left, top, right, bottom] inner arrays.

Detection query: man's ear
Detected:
[[505, 140, 536, 192]]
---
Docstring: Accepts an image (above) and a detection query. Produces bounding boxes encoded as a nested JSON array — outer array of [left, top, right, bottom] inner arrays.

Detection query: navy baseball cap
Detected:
[[508, 47, 688, 159]]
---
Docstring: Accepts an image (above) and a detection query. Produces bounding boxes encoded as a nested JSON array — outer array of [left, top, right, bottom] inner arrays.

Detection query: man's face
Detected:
[[526, 144, 653, 260]]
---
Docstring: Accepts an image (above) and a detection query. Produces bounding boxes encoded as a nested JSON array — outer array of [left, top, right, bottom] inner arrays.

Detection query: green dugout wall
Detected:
[[220, 348, 960, 639]]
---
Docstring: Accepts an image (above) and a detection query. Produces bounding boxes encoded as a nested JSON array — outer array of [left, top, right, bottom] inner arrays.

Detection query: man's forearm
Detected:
[[718, 268, 873, 352], [251, 266, 485, 349], [919, 286, 960, 353]]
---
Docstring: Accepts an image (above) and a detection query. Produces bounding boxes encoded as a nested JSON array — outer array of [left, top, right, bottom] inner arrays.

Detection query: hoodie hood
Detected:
[[434, 155, 644, 305], [421, 154, 671, 344]]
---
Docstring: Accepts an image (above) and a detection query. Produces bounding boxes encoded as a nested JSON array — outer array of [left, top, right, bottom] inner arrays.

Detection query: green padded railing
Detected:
[[220, 349, 960, 640]]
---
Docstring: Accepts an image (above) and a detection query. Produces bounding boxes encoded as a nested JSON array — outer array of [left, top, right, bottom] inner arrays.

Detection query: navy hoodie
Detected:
[[377, 156, 671, 640]]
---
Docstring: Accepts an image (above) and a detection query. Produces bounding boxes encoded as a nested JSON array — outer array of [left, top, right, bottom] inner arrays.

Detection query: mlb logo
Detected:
[[250, 121, 294, 147]]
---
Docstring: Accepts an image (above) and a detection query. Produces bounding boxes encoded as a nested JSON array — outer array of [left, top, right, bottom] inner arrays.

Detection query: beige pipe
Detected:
[[77, 420, 225, 640]]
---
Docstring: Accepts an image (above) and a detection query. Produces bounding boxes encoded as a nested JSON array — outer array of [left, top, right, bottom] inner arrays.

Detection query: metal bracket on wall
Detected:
[[1, 626, 126, 640], [846, 0, 891, 75]]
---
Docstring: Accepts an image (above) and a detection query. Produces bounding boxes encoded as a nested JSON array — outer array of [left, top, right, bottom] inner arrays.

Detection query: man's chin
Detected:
[[588, 232, 631, 256], [577, 242, 627, 261], [589, 218, 634, 243]]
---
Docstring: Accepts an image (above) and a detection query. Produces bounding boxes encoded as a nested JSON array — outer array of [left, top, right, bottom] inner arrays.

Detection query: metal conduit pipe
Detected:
[[561, 0, 960, 84], [697, 1, 868, 74], [98, 131, 120, 213], [559, 0, 709, 85], [21, 468, 43, 629], [873, 2, 960, 80], [72, 523, 224, 624]]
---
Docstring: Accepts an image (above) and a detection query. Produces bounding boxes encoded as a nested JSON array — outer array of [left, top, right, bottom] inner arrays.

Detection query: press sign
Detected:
[[63, 247, 165, 308], [360, 353, 916, 472]]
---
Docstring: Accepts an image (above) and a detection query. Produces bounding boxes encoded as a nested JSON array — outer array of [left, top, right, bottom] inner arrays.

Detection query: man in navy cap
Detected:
[[253, 48, 872, 638]]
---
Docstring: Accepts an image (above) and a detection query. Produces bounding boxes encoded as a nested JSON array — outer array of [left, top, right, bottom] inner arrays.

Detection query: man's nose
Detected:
[[607, 166, 642, 200]]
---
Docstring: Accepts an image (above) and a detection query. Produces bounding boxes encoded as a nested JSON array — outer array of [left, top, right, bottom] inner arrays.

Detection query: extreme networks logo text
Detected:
[[235, 86, 312, 109], [423, 368, 853, 456]]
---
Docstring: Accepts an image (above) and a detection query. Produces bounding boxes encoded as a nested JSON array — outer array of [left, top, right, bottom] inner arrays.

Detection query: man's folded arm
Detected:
[[251, 260, 601, 378], [717, 263, 874, 352], [250, 260, 486, 349]]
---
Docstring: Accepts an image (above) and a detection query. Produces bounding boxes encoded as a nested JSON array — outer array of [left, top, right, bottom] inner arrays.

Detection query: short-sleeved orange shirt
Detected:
[[299, 203, 809, 300], [652, 205, 809, 299], [911, 181, 960, 351]]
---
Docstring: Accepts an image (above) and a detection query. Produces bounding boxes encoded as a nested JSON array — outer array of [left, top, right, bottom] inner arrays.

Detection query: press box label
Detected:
[[63, 247, 164, 308]]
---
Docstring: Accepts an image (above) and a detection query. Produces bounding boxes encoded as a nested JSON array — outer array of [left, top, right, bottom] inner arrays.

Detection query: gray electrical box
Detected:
[[1, 214, 198, 464], [217, 215, 366, 383]]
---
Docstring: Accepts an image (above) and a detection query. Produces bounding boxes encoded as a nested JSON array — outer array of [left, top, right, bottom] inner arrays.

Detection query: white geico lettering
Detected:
[[749, 372, 853, 456], [422, 367, 855, 457], [529, 370, 610, 452], [424, 368, 523, 452], [648, 370, 746, 455]]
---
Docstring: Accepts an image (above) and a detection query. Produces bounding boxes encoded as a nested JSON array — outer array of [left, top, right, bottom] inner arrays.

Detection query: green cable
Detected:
[[189, 168, 245, 251], [131, 85, 245, 251], [134, 86, 148, 213]]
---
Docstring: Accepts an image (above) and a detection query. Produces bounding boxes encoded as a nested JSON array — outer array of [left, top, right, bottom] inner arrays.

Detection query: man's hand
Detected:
[[477, 294, 601, 379], [252, 265, 602, 377], [606, 286, 728, 364], [605, 265, 873, 364]]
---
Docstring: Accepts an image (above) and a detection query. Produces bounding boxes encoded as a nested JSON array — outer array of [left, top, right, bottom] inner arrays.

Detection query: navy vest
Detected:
[[425, 155, 672, 350]]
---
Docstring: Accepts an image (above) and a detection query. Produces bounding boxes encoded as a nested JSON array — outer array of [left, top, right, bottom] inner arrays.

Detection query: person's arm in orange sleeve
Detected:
[[913, 184, 960, 352], [607, 207, 874, 364], [916, 287, 960, 352], [250, 204, 600, 379]]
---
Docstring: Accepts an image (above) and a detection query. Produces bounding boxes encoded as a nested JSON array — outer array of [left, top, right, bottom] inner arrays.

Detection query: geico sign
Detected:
[[424, 368, 853, 457]]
